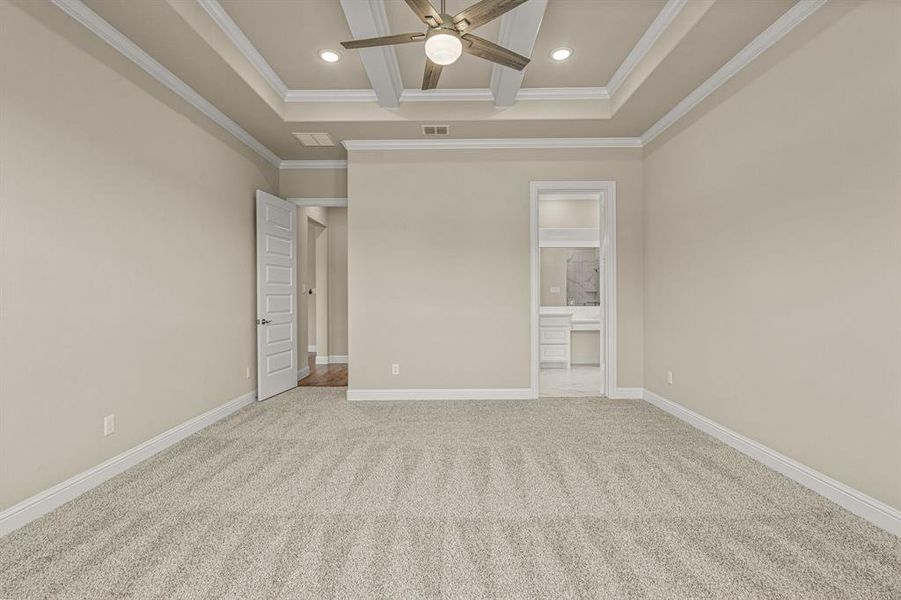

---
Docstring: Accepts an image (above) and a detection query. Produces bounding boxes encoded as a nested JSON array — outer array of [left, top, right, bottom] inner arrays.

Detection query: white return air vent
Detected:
[[292, 132, 335, 147], [421, 125, 450, 136]]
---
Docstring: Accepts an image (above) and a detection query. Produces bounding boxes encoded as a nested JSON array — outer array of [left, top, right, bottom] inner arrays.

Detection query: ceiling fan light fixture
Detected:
[[550, 47, 573, 61], [319, 49, 342, 63], [424, 31, 463, 66]]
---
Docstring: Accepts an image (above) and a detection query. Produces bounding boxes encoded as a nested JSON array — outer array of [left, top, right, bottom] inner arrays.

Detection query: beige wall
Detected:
[[0, 1, 278, 510], [538, 198, 600, 228], [643, 0, 901, 509], [347, 148, 643, 390], [327, 208, 349, 356], [279, 169, 347, 199]]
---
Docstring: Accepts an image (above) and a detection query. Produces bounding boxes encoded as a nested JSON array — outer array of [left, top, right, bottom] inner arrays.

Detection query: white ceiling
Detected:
[[64, 0, 811, 160]]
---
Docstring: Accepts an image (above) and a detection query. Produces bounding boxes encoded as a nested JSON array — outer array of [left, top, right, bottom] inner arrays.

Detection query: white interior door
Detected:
[[256, 190, 297, 401]]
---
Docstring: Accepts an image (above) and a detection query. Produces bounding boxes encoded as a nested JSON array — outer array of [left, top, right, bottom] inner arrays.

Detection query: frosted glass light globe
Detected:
[[425, 32, 463, 66]]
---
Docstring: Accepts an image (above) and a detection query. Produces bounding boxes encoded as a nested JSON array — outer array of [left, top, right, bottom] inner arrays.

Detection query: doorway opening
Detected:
[[306, 219, 327, 365], [294, 201, 349, 387], [530, 182, 616, 398]]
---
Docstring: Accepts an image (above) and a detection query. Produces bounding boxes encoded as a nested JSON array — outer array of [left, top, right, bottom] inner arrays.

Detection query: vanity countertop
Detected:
[[540, 307, 601, 330]]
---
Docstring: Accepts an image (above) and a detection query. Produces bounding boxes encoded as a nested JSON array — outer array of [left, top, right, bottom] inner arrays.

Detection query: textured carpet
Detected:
[[1, 387, 899, 599]]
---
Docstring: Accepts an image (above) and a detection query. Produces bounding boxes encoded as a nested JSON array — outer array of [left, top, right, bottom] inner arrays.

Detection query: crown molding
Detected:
[[283, 87, 611, 103], [289, 198, 348, 208], [52, 0, 825, 166], [50, 0, 281, 166], [195, 0, 289, 99], [607, 0, 688, 97], [195, 0, 608, 106], [197, 0, 676, 107], [400, 88, 495, 102], [284, 89, 379, 103], [641, 0, 827, 145], [279, 160, 348, 170], [517, 87, 610, 101], [342, 138, 642, 151]]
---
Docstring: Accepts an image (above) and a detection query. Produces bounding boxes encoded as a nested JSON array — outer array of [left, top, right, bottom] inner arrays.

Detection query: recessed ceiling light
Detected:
[[319, 49, 342, 63], [550, 47, 573, 61]]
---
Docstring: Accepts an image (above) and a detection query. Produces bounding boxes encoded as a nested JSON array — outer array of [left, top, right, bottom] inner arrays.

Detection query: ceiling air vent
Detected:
[[421, 125, 450, 136], [292, 132, 335, 147]]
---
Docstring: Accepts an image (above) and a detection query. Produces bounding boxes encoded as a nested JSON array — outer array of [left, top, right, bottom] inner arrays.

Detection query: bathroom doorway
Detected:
[[530, 181, 617, 398]]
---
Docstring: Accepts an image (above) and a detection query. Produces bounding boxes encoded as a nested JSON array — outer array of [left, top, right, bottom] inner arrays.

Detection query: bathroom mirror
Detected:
[[540, 247, 601, 307]]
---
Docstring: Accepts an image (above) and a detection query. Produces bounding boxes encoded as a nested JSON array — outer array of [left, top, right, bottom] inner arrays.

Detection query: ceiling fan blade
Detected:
[[341, 32, 425, 50], [461, 33, 530, 71], [452, 0, 528, 31], [422, 59, 443, 90], [404, 0, 443, 28]]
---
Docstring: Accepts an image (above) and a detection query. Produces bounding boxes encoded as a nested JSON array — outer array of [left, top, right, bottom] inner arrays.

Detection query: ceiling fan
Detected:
[[340, 0, 531, 90]]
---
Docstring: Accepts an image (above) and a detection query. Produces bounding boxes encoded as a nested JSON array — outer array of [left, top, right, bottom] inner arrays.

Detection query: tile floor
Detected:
[[540, 365, 603, 397]]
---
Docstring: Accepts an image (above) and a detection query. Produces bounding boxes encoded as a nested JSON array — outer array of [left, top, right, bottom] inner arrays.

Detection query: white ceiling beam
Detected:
[[489, 0, 548, 107], [338, 0, 404, 108]]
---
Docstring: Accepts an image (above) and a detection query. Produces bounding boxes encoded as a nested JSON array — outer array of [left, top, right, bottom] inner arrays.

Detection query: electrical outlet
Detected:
[[245, 366, 251, 379], [391, 363, 400, 376], [103, 414, 115, 437], [666, 370, 673, 385]]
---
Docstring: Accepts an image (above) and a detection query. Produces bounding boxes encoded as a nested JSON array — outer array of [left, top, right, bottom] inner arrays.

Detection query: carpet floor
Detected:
[[1, 387, 899, 599]]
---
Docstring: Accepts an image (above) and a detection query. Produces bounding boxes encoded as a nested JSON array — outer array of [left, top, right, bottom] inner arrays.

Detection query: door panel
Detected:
[[256, 191, 297, 400]]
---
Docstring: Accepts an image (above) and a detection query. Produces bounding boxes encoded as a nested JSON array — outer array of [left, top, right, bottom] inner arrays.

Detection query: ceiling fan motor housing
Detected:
[[428, 16, 461, 37]]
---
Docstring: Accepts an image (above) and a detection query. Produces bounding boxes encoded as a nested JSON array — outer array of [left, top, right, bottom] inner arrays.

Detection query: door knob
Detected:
[[257, 318, 272, 325]]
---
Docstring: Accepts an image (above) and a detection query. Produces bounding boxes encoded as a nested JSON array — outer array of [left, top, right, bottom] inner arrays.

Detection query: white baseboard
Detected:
[[297, 365, 311, 381], [611, 387, 643, 399], [0, 389, 256, 537], [347, 388, 533, 401], [315, 355, 348, 365], [642, 388, 901, 537]]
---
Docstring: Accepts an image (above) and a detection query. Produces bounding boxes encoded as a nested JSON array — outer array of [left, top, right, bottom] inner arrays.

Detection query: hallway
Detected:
[[298, 353, 347, 387]]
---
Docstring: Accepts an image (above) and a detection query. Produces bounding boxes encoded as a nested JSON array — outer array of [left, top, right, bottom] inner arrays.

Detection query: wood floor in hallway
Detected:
[[298, 352, 347, 387]]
